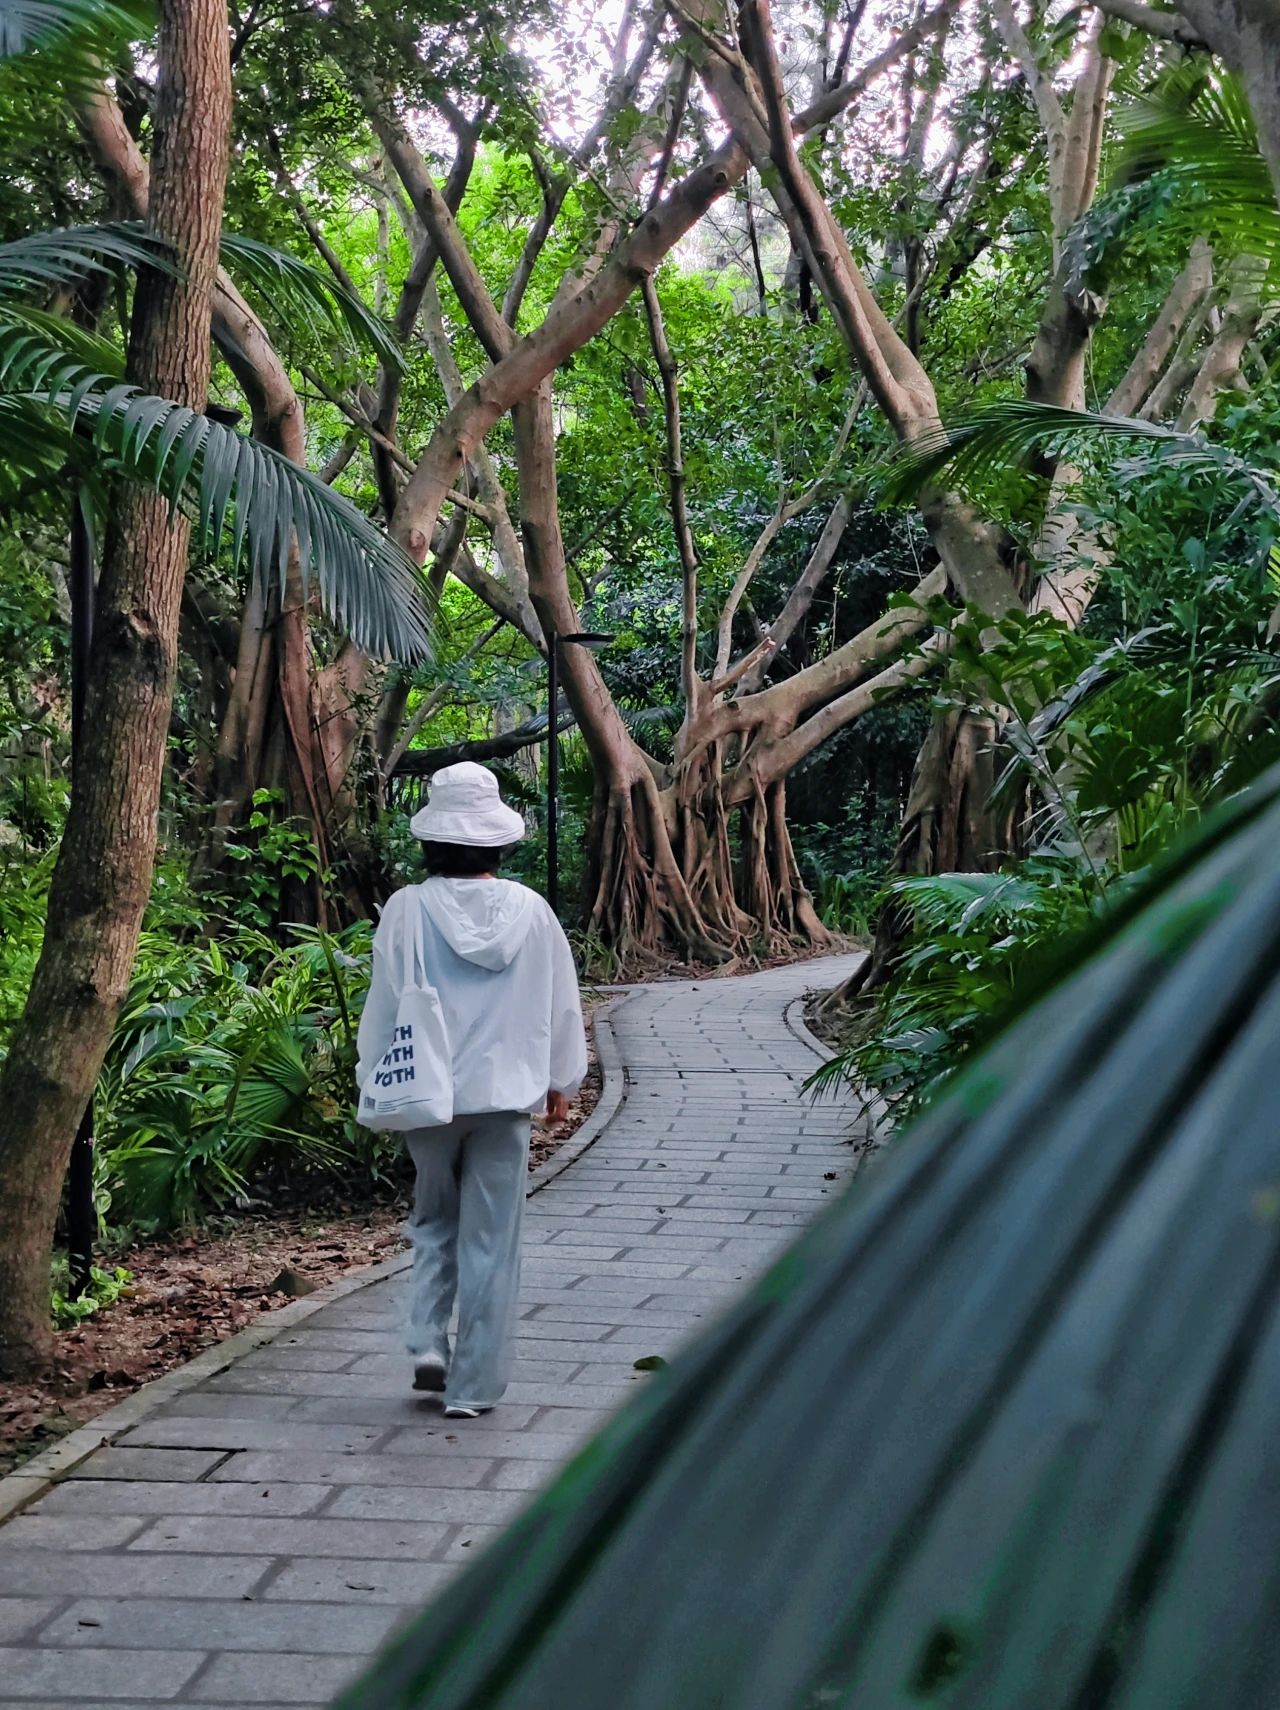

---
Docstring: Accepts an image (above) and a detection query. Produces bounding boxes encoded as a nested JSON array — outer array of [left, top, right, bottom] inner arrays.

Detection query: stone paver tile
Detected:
[[500, 1380, 636, 1409], [525, 1302, 694, 1328], [439, 1527, 502, 1562], [0, 1552, 268, 1600], [261, 1558, 455, 1605], [569, 1362, 677, 1387], [155, 1394, 301, 1422], [39, 1481, 330, 1519], [67, 1448, 227, 1483], [379, 1428, 588, 1461], [197, 1369, 442, 1400], [531, 1241, 630, 1263], [0, 1515, 147, 1552], [0, 1645, 205, 1700], [515, 1338, 667, 1366], [657, 1204, 755, 1223], [526, 1408, 621, 1435], [126, 1516, 450, 1559], [550, 1213, 665, 1233], [544, 1280, 659, 1303], [189, 1653, 361, 1704], [119, 1418, 385, 1454], [488, 1460, 560, 1492], [0, 1597, 59, 1642], [341, 1347, 577, 1388], [41, 1597, 401, 1654], [512, 1317, 610, 1341], [323, 1486, 528, 1525], [235, 1346, 360, 1373], [531, 1258, 693, 1281], [271, 1329, 403, 1354], [209, 1451, 494, 1489], [283, 1398, 540, 1430]]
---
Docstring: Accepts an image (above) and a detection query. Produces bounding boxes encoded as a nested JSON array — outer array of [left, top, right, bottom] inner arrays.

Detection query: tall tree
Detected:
[[0, 0, 233, 1372]]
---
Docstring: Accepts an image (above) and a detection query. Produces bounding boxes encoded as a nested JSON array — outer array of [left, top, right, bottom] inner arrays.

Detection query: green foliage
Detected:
[[94, 910, 380, 1230], [1117, 69, 1280, 283], [50, 1259, 131, 1325], [817, 859, 1100, 1120], [223, 789, 323, 930], [0, 277, 432, 657], [881, 399, 1280, 532], [828, 511, 1280, 1121]]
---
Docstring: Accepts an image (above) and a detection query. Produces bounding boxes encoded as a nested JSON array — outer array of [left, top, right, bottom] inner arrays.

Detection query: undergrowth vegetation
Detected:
[[819, 420, 1280, 1121]]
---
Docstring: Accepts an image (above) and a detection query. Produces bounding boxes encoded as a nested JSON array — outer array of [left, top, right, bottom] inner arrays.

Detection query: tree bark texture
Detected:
[[0, 0, 231, 1373]]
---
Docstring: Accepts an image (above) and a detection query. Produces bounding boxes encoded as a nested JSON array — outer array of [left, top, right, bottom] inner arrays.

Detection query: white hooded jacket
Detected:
[[356, 878, 588, 1119]]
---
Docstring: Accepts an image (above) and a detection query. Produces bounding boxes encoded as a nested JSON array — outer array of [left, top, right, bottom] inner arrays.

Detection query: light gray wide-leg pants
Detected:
[[403, 1111, 530, 1409]]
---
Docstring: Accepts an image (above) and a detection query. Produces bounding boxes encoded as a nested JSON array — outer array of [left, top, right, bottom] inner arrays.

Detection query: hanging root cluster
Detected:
[[585, 753, 830, 976]]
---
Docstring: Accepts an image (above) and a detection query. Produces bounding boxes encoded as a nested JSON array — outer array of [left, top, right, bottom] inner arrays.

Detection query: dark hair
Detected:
[[420, 840, 512, 877]]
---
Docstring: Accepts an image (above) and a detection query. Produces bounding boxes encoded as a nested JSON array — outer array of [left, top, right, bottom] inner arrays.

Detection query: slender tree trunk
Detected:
[[0, 0, 231, 1374]]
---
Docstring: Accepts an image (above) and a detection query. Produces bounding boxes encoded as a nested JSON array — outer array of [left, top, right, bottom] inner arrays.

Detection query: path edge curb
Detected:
[[782, 952, 865, 1062], [0, 996, 633, 1529], [526, 992, 631, 1194]]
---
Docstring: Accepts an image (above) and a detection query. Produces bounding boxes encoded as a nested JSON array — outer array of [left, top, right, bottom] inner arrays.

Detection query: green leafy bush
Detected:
[[94, 916, 383, 1230], [51, 1261, 132, 1326]]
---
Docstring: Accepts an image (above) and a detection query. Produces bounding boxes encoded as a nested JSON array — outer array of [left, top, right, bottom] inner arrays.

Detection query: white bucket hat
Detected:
[[409, 761, 526, 847]]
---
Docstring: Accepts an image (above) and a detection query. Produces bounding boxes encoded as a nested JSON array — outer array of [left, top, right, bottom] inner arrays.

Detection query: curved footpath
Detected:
[[0, 953, 868, 1708]]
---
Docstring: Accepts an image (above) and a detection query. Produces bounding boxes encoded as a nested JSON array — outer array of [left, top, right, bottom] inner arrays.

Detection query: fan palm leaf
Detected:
[[0, 356, 431, 658], [219, 233, 403, 373], [0, 222, 402, 369]]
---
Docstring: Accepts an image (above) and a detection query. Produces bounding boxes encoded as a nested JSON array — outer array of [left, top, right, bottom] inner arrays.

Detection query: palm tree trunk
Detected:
[[0, 0, 231, 1375]]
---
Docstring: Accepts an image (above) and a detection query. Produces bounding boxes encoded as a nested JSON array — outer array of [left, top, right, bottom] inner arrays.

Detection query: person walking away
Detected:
[[357, 763, 587, 1418]]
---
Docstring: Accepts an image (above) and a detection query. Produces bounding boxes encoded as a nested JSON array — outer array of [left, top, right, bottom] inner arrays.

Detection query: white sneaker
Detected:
[[443, 1404, 489, 1419], [412, 1357, 447, 1393]]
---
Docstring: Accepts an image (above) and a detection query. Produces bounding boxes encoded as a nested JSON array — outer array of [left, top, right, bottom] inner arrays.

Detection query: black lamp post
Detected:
[[547, 631, 613, 916], [65, 490, 96, 1296]]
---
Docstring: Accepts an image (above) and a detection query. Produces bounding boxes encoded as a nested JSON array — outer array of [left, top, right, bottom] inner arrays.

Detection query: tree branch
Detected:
[[737, 493, 852, 694], [1091, 0, 1205, 46], [642, 276, 700, 711]]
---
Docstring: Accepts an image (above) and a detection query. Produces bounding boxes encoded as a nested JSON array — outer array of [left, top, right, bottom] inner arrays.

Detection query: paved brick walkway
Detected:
[[0, 954, 867, 1707]]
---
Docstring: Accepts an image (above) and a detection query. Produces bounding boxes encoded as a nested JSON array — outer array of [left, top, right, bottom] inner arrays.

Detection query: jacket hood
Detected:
[[418, 877, 538, 971]]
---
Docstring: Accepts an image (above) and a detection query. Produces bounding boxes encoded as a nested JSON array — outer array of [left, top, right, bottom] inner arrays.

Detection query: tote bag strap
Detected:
[[402, 886, 428, 992]]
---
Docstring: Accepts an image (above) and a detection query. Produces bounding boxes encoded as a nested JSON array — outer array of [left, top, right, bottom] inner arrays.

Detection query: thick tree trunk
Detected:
[[0, 0, 230, 1374], [842, 705, 1017, 1002]]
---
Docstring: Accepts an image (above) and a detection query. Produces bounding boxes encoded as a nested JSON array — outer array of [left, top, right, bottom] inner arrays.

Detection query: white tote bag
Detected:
[[357, 897, 454, 1131]]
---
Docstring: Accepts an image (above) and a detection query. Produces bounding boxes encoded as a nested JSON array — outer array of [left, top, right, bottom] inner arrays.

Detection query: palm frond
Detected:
[[0, 0, 153, 123], [882, 401, 1280, 526], [0, 222, 176, 298], [0, 224, 404, 372], [0, 322, 431, 659], [0, 0, 149, 59], [220, 233, 404, 373], [1118, 69, 1280, 276]]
